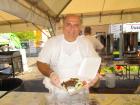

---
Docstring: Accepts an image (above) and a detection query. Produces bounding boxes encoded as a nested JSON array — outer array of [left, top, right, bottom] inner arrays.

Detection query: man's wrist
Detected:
[[49, 71, 55, 78]]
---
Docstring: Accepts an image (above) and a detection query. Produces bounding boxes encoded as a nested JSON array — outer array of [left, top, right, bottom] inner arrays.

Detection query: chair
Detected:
[[0, 51, 23, 78]]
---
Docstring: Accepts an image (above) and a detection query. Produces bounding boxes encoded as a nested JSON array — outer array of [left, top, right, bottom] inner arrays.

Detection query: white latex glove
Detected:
[[84, 73, 102, 89], [50, 72, 61, 88]]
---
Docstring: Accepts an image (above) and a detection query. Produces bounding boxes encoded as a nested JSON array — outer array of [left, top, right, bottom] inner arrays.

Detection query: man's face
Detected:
[[63, 15, 81, 42]]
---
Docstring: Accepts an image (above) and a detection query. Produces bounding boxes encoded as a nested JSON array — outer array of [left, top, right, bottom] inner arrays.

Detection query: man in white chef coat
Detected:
[[37, 14, 100, 93]]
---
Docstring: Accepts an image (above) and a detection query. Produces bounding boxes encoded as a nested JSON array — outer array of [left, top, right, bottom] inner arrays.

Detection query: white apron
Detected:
[[43, 40, 82, 93], [57, 43, 82, 81], [44, 40, 89, 105]]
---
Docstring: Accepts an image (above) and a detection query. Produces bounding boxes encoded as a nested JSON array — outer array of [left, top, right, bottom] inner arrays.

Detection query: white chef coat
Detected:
[[55, 38, 82, 81], [38, 35, 99, 105]]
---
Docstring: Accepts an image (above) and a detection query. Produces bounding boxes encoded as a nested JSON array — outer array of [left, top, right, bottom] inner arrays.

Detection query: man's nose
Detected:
[[70, 25, 76, 30]]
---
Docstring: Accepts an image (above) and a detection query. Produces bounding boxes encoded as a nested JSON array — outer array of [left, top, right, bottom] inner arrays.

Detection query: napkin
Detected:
[[78, 57, 101, 81]]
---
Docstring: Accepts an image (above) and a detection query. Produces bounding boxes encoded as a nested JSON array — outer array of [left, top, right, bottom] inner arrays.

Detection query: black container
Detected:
[[0, 78, 24, 91]]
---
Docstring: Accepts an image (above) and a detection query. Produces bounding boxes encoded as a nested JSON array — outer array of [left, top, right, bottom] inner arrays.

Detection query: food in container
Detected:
[[61, 78, 86, 95]]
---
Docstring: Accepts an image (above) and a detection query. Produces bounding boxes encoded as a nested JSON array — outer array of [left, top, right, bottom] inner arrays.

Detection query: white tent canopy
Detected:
[[0, 0, 140, 32], [62, 0, 140, 26], [0, 0, 71, 33]]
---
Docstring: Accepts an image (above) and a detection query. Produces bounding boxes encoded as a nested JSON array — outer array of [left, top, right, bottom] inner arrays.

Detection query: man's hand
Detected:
[[50, 72, 61, 88], [84, 73, 102, 89]]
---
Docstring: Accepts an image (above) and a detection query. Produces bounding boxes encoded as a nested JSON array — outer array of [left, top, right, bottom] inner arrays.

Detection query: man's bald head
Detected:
[[63, 14, 82, 42], [63, 14, 82, 25]]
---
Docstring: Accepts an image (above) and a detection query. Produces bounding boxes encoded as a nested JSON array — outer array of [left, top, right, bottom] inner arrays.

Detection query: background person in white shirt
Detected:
[[84, 26, 104, 53]]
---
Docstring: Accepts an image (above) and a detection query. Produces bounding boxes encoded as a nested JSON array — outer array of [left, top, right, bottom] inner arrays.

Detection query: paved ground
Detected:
[[17, 57, 43, 80]]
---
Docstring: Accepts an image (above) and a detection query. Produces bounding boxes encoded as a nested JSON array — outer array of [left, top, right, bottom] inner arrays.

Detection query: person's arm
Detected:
[[84, 73, 102, 89], [37, 61, 61, 88], [94, 38, 104, 50], [37, 61, 53, 77]]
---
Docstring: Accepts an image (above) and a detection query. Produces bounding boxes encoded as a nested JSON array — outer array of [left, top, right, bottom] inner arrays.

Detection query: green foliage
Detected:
[[101, 65, 139, 74], [13, 31, 35, 41], [101, 66, 115, 73], [129, 66, 139, 72]]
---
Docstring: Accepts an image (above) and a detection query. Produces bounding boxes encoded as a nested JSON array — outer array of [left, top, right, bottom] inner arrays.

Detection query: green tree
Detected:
[[13, 31, 35, 41]]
